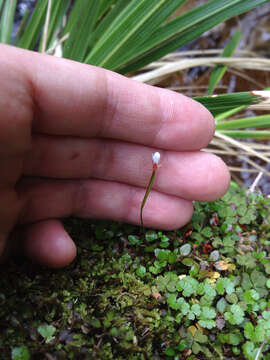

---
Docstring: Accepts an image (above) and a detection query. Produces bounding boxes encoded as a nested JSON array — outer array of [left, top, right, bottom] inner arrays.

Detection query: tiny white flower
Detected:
[[152, 152, 160, 165]]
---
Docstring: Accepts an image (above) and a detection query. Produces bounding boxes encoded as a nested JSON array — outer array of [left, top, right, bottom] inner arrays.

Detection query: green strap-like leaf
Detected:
[[216, 114, 270, 130], [118, 0, 240, 72], [38, 0, 70, 52], [0, 0, 17, 44], [208, 30, 242, 95], [17, 0, 48, 50], [217, 130, 270, 138], [62, 1, 101, 61], [98, 0, 118, 17], [194, 92, 261, 116], [214, 106, 246, 122], [13, 7, 30, 45], [118, 0, 270, 74], [86, 0, 186, 67], [86, 0, 129, 50]]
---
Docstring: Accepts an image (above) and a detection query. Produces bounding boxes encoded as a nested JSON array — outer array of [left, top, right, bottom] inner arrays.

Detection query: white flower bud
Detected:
[[152, 152, 160, 165]]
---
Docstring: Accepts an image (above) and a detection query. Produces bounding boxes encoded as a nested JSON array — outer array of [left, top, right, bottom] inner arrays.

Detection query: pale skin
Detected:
[[0, 44, 230, 268]]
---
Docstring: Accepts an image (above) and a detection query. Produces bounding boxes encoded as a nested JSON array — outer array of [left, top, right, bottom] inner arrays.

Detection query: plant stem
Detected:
[[140, 165, 157, 229]]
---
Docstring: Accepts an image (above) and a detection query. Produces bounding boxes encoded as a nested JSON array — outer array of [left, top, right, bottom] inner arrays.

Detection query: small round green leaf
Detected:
[[180, 243, 191, 256], [136, 265, 146, 278], [11, 346, 30, 360]]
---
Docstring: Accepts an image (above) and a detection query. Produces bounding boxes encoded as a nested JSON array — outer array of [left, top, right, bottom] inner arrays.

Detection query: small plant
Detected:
[[11, 346, 30, 360], [140, 152, 160, 228], [37, 324, 56, 344]]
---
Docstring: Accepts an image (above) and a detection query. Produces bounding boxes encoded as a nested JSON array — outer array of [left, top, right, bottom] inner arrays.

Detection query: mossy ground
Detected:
[[1, 184, 270, 360]]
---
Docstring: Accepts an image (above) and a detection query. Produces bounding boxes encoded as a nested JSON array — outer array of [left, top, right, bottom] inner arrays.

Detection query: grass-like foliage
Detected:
[[0, 0, 268, 72], [1, 185, 270, 359]]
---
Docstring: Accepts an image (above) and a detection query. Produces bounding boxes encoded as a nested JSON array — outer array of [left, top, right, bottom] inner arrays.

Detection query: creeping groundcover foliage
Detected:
[[1, 184, 270, 359]]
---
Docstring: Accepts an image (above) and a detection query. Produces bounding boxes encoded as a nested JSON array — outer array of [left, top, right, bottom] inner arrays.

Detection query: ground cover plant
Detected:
[[0, 184, 270, 359]]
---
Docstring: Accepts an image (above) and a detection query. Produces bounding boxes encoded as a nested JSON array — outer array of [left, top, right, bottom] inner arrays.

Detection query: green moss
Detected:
[[1, 184, 270, 359]]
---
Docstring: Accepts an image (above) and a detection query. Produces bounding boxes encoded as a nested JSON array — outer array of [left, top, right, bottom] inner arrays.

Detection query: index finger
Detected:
[[3, 44, 214, 151]]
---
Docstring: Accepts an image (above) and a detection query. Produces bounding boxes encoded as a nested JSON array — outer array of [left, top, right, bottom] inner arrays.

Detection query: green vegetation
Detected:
[[0, 0, 266, 72], [1, 184, 270, 359]]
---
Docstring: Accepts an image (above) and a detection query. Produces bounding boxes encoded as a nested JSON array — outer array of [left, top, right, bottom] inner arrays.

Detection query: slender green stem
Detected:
[[140, 166, 157, 229], [214, 105, 246, 122], [216, 114, 270, 130]]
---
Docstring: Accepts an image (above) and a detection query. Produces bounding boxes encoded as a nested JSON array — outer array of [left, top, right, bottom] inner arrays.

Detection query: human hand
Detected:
[[0, 44, 230, 268]]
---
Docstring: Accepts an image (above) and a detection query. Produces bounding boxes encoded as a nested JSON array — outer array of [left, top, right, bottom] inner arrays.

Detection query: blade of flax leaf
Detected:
[[118, 0, 270, 74], [208, 30, 242, 95], [217, 130, 270, 139], [0, 0, 17, 44], [62, 0, 106, 59], [17, 0, 48, 50], [85, 0, 132, 50], [85, 0, 186, 67], [14, 6, 30, 45], [62, 1, 101, 62], [194, 92, 262, 117], [99, 0, 117, 16], [215, 106, 247, 122], [216, 115, 270, 130], [120, 0, 245, 73], [61, 0, 84, 57], [38, 0, 70, 53]]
